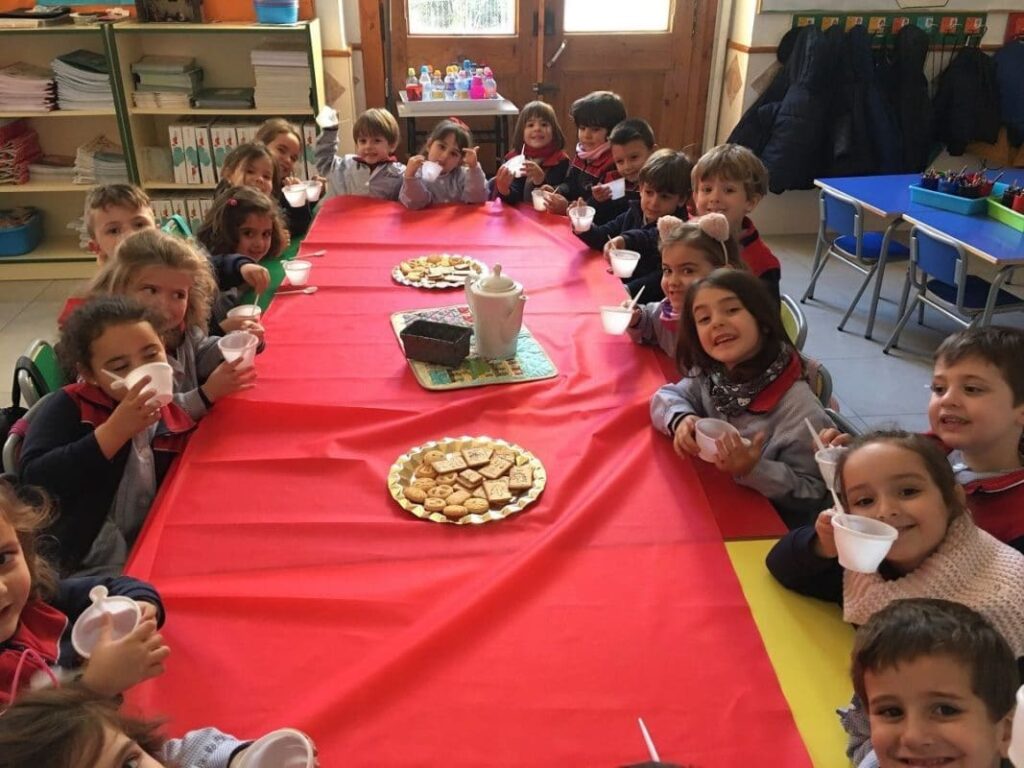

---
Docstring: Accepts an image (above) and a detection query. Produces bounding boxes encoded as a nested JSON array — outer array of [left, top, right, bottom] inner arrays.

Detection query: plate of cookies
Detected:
[[391, 253, 487, 289], [387, 436, 546, 525]]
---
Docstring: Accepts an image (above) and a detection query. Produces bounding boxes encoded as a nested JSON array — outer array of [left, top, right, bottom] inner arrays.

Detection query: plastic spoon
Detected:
[[627, 285, 646, 312], [806, 417, 843, 510], [302, 249, 326, 257], [102, 369, 127, 390], [275, 286, 318, 296], [638, 718, 660, 763]]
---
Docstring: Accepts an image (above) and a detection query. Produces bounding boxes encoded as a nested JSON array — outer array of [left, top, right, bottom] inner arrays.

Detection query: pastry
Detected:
[[427, 484, 454, 499], [424, 497, 447, 513], [446, 489, 471, 506], [473, 486, 488, 499], [508, 466, 533, 491], [431, 455, 468, 474], [403, 486, 428, 503], [463, 497, 489, 514], [414, 463, 438, 479], [412, 477, 437, 490], [456, 469, 483, 488], [422, 450, 446, 464], [479, 457, 513, 480], [443, 504, 469, 519], [483, 479, 512, 508], [435, 472, 458, 485], [461, 446, 493, 468]]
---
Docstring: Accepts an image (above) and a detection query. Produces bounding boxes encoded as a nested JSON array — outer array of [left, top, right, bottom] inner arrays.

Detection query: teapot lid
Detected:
[[477, 264, 516, 293]]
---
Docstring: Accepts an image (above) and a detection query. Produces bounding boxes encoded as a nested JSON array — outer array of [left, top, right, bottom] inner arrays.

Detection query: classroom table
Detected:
[[397, 92, 520, 157], [125, 198, 812, 766]]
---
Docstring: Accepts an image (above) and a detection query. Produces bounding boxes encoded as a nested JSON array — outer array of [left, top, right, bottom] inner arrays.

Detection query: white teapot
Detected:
[[465, 264, 526, 360]]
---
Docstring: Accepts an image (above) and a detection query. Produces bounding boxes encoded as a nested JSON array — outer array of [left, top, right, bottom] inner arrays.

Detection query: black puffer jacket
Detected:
[[879, 25, 933, 172], [933, 46, 1001, 156], [728, 26, 802, 155], [994, 40, 1024, 147]]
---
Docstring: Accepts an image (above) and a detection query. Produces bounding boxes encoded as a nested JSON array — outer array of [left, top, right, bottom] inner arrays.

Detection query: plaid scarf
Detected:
[[708, 344, 791, 417]]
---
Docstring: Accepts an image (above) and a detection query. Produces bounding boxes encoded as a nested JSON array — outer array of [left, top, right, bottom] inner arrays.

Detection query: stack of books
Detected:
[[0, 6, 72, 28], [193, 87, 254, 110], [74, 135, 127, 184], [28, 155, 76, 183], [0, 119, 42, 185], [250, 46, 310, 112], [0, 62, 56, 112], [131, 55, 202, 109], [51, 49, 114, 110]]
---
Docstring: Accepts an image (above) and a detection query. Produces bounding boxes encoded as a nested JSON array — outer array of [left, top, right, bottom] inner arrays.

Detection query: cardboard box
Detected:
[[180, 122, 201, 185], [185, 197, 203, 235], [192, 119, 216, 185], [168, 124, 187, 184], [301, 120, 317, 181], [151, 198, 174, 224]]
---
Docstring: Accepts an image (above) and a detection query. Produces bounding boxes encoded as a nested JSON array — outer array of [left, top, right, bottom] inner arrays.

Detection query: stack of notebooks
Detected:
[[51, 49, 114, 110], [193, 87, 254, 109], [0, 62, 56, 112], [74, 135, 128, 185], [0, 120, 42, 185], [250, 45, 310, 112], [0, 6, 72, 28], [131, 55, 202, 110]]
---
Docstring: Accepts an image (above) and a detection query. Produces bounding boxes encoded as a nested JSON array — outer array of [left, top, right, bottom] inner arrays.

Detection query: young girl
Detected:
[[20, 297, 198, 576], [215, 142, 278, 199], [0, 687, 318, 768], [650, 269, 832, 521], [90, 228, 256, 421], [196, 186, 287, 321], [627, 213, 744, 360], [400, 118, 488, 209], [491, 101, 569, 205], [256, 118, 324, 239], [0, 482, 168, 705], [543, 91, 626, 215], [315, 107, 405, 201]]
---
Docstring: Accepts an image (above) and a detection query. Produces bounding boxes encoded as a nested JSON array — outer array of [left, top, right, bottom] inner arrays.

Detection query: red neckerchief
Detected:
[[569, 146, 615, 180], [746, 351, 803, 414], [508, 143, 569, 169], [63, 382, 196, 452], [0, 601, 67, 706]]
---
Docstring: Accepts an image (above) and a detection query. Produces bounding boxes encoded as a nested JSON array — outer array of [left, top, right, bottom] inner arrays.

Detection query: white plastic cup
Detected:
[[1009, 685, 1024, 767], [123, 361, 174, 407], [218, 331, 258, 370], [304, 179, 322, 202], [609, 249, 641, 278], [815, 446, 846, 491], [531, 188, 547, 212], [569, 205, 596, 233], [71, 586, 141, 659], [831, 513, 898, 573], [600, 305, 633, 335], [605, 177, 626, 200], [694, 418, 748, 462], [237, 728, 315, 768], [420, 160, 443, 182], [282, 183, 307, 207], [227, 304, 262, 322], [504, 154, 526, 177], [284, 259, 312, 286], [315, 105, 339, 129]]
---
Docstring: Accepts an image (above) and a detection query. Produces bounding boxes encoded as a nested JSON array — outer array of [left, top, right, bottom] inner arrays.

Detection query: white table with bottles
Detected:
[[396, 91, 520, 158]]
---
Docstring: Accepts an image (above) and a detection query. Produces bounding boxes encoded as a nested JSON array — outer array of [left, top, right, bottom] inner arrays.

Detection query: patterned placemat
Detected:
[[390, 305, 558, 391]]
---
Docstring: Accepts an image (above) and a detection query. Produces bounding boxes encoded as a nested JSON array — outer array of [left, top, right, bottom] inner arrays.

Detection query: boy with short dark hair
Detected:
[[691, 143, 781, 302], [576, 149, 692, 301], [315, 106, 405, 201], [850, 598, 1018, 768], [589, 117, 656, 223]]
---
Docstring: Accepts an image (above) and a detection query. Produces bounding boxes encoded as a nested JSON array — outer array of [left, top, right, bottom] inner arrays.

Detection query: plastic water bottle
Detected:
[[470, 69, 485, 100], [419, 65, 431, 99], [444, 66, 456, 100], [405, 67, 422, 101], [462, 59, 472, 75], [456, 69, 470, 100], [431, 70, 444, 100], [483, 67, 497, 99]]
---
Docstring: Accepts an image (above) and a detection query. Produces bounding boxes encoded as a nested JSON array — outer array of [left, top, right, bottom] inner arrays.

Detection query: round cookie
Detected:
[[435, 472, 457, 484], [403, 486, 428, 503], [427, 484, 454, 499], [424, 497, 447, 513], [443, 505, 469, 519], [412, 477, 437, 490], [422, 450, 446, 464], [414, 463, 437, 479], [463, 497, 489, 514]]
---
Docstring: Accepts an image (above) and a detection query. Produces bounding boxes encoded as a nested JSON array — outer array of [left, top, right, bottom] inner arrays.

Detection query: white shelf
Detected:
[[114, 21, 313, 32], [143, 181, 216, 190], [129, 107, 312, 116], [0, 181, 88, 193], [0, 110, 116, 118], [0, 237, 94, 281]]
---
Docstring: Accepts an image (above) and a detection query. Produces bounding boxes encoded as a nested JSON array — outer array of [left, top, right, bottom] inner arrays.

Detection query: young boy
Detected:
[[589, 118, 656, 224], [691, 144, 781, 302], [576, 149, 692, 301], [543, 90, 626, 216], [315, 107, 405, 201], [850, 598, 1018, 768]]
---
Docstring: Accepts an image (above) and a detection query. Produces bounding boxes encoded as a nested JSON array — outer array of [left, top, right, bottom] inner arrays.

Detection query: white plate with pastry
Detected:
[[391, 254, 487, 289]]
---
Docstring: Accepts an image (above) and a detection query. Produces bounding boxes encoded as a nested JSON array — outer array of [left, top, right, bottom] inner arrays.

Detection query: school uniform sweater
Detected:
[[554, 150, 616, 208], [20, 383, 195, 576], [949, 451, 1024, 554], [627, 300, 679, 361], [590, 170, 639, 224], [651, 353, 832, 511], [739, 217, 782, 303], [400, 165, 488, 210], [490, 147, 570, 205], [168, 326, 224, 421], [315, 127, 405, 201]]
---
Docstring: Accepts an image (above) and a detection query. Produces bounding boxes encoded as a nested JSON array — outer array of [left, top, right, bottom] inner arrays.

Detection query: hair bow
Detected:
[[227, 197, 238, 207]]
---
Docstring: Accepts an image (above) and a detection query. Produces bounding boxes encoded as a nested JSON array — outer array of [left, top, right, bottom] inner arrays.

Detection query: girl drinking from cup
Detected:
[[491, 101, 569, 205], [21, 297, 199, 576], [90, 228, 256, 421], [0, 481, 168, 705], [400, 118, 488, 209], [256, 118, 325, 239], [627, 213, 745, 361], [651, 269, 831, 523]]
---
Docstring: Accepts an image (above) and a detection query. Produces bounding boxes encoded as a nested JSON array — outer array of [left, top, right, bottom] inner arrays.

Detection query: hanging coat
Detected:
[[933, 46, 1001, 156], [993, 40, 1024, 147], [879, 25, 933, 172]]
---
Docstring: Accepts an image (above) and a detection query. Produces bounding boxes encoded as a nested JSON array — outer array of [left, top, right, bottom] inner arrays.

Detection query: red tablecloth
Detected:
[[126, 198, 807, 766]]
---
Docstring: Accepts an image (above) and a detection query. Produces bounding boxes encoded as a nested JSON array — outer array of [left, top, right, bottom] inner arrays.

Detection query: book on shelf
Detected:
[[28, 154, 76, 182], [134, 68, 203, 92], [132, 91, 191, 110], [130, 55, 196, 75], [0, 6, 72, 27], [0, 63, 56, 113], [193, 87, 254, 109], [52, 50, 114, 110]]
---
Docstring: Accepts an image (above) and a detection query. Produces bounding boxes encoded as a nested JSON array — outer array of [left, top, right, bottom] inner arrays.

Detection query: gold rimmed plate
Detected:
[[387, 436, 546, 525], [391, 254, 487, 289]]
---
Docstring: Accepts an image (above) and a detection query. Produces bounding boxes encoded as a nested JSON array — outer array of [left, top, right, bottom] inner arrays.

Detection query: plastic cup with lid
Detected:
[[284, 259, 312, 286], [420, 160, 443, 182], [236, 728, 315, 768], [694, 418, 750, 462], [531, 188, 547, 212], [71, 586, 142, 659], [304, 179, 323, 202], [217, 331, 258, 370], [568, 205, 596, 233], [282, 183, 307, 207], [600, 305, 633, 335], [227, 304, 262, 322], [831, 513, 898, 573], [123, 361, 174, 407], [609, 249, 641, 278]]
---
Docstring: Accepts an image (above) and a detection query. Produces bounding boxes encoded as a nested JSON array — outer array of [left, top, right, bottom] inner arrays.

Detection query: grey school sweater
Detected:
[[627, 300, 678, 360], [169, 326, 224, 421], [315, 127, 405, 200], [400, 164, 488, 209]]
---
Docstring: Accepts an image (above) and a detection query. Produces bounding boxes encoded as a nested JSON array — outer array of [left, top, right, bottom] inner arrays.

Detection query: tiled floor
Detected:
[[1, 237, 1021, 434]]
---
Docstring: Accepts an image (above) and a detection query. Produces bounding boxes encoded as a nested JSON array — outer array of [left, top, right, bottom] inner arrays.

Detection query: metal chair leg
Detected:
[[838, 262, 878, 333], [863, 219, 901, 340], [802, 239, 830, 303], [884, 290, 922, 354]]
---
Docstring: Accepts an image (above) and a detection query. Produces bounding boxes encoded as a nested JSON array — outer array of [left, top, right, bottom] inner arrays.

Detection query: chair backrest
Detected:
[[825, 407, 861, 438], [14, 341, 65, 408], [161, 214, 193, 239], [29, 340, 65, 394], [911, 226, 963, 288], [820, 189, 861, 240], [1, 391, 53, 478], [780, 293, 807, 351]]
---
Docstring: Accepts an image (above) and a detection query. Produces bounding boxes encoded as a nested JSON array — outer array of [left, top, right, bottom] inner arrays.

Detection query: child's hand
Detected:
[[219, 317, 264, 340], [240, 263, 270, 294], [619, 299, 642, 327], [229, 736, 319, 768], [544, 191, 569, 215], [714, 431, 766, 478], [591, 183, 612, 203], [283, 175, 302, 187], [462, 146, 480, 168], [524, 160, 545, 185], [819, 427, 852, 448], [494, 165, 513, 196], [95, 376, 161, 458], [136, 600, 160, 623], [672, 415, 701, 458], [405, 155, 424, 179], [812, 509, 840, 559], [603, 236, 626, 262], [201, 357, 257, 403], [80, 616, 170, 697]]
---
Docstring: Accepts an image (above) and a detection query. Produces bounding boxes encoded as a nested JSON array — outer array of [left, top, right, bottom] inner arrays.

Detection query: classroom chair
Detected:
[[15, 340, 65, 408], [780, 293, 807, 351], [1, 392, 52, 477], [802, 189, 909, 340], [160, 214, 193, 239], [884, 225, 1024, 354], [825, 407, 861, 438]]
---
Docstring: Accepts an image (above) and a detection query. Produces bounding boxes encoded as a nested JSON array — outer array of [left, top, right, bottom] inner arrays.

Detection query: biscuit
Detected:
[[479, 458, 513, 480], [428, 484, 454, 499], [414, 463, 438, 479], [508, 466, 533, 491], [431, 455, 468, 474], [446, 489, 471, 506], [435, 472, 457, 485], [424, 497, 447, 512], [463, 497, 489, 514], [403, 486, 428, 503], [493, 448, 517, 463], [456, 469, 483, 488], [443, 504, 469, 519], [461, 447, 493, 468], [422, 450, 446, 464], [412, 477, 437, 490], [473, 486, 488, 499], [483, 479, 512, 507]]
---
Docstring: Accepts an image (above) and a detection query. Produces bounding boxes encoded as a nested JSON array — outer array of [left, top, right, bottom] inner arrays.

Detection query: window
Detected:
[[563, 0, 671, 32], [407, 0, 515, 35]]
